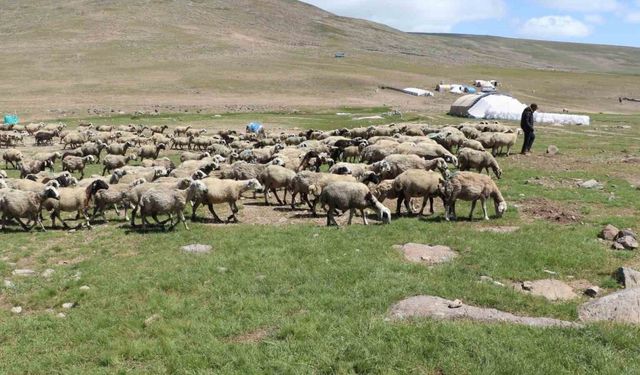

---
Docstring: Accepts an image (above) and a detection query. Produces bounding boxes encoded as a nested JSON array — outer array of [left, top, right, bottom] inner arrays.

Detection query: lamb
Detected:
[[191, 178, 262, 223], [318, 181, 391, 226], [370, 179, 398, 203], [0, 186, 60, 231], [149, 125, 168, 134], [102, 154, 137, 175], [442, 171, 507, 221], [106, 141, 135, 156], [137, 180, 207, 231], [19, 159, 54, 178], [2, 149, 23, 169], [44, 180, 109, 229], [381, 154, 449, 180], [392, 169, 445, 216], [180, 151, 210, 162], [458, 148, 502, 179], [92, 178, 146, 221], [490, 132, 519, 156], [61, 155, 95, 179], [138, 143, 166, 160], [259, 165, 296, 205], [174, 125, 192, 136]]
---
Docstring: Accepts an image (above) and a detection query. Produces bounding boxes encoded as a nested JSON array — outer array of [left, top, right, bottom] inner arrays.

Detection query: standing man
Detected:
[[520, 103, 538, 155]]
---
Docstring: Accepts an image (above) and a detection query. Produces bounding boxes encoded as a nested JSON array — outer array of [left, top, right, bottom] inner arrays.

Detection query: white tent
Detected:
[[450, 94, 590, 125]]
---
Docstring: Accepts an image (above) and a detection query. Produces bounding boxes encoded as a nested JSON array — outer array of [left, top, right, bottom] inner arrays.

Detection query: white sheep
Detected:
[[458, 148, 502, 179], [318, 181, 391, 226], [2, 149, 23, 169], [392, 169, 445, 216], [0, 186, 60, 231], [259, 165, 296, 205], [62, 155, 95, 179], [442, 171, 507, 221], [138, 180, 207, 231], [44, 180, 110, 229], [102, 154, 137, 176], [191, 178, 262, 223]]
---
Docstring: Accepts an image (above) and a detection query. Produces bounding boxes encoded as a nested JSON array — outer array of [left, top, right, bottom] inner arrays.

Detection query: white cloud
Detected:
[[536, 0, 621, 12], [301, 0, 507, 33], [584, 14, 605, 24], [627, 12, 640, 22], [519, 16, 591, 39]]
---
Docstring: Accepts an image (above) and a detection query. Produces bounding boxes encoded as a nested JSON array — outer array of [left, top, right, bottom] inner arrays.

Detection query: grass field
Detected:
[[1, 110, 639, 373]]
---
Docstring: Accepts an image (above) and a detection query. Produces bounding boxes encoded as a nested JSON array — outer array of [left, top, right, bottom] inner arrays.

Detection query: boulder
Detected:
[[614, 267, 640, 289], [599, 224, 619, 241], [584, 286, 600, 298], [579, 288, 640, 324], [389, 295, 580, 328], [393, 243, 458, 265], [616, 228, 637, 240], [578, 179, 603, 189], [616, 236, 638, 250], [181, 244, 212, 254]]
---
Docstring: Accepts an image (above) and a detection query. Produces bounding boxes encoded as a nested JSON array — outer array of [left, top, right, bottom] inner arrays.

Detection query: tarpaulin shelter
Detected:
[[3, 114, 18, 125]]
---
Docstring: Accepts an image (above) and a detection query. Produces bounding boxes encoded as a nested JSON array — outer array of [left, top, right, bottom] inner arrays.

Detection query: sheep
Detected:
[[34, 130, 59, 146], [19, 159, 54, 178], [392, 169, 445, 216], [476, 132, 497, 149], [62, 148, 84, 160], [25, 122, 44, 135], [290, 172, 370, 215], [458, 125, 481, 139], [460, 138, 485, 151], [191, 178, 262, 223], [259, 165, 296, 205], [490, 132, 519, 156], [458, 148, 502, 179], [92, 178, 147, 222], [27, 171, 75, 188], [2, 149, 23, 169], [111, 166, 166, 185], [191, 137, 214, 151], [106, 141, 134, 156], [409, 142, 458, 166], [149, 125, 168, 134], [381, 154, 449, 180], [44, 180, 109, 229], [141, 157, 175, 172], [174, 125, 192, 136], [0, 170, 6, 179], [328, 160, 390, 181], [152, 133, 172, 146], [442, 171, 507, 221], [206, 143, 233, 158], [370, 179, 398, 203], [0, 186, 60, 231], [138, 143, 166, 160], [318, 182, 391, 226], [61, 131, 87, 149], [4, 178, 60, 193], [180, 151, 210, 162], [360, 144, 396, 163], [136, 180, 207, 231], [80, 140, 107, 161], [169, 158, 219, 179], [62, 155, 95, 179], [186, 128, 207, 138], [96, 125, 113, 132], [102, 154, 137, 175], [127, 178, 192, 226]]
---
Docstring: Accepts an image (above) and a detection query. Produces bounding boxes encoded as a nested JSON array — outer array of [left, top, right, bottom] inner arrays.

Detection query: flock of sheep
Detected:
[[0, 120, 517, 231]]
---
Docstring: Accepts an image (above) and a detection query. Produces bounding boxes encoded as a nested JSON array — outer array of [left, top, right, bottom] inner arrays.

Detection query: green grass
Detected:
[[1, 111, 640, 373]]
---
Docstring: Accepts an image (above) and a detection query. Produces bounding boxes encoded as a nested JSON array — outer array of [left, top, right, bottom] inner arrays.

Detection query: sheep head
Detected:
[[495, 200, 507, 217], [245, 178, 262, 192], [41, 186, 60, 200]]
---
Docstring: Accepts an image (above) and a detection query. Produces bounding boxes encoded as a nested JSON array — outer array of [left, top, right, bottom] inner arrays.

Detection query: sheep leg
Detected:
[[179, 211, 189, 230], [130, 205, 139, 227], [469, 200, 477, 221], [429, 197, 435, 215], [326, 205, 338, 226], [272, 189, 284, 205], [361, 208, 369, 225], [481, 199, 489, 220], [82, 209, 92, 229], [403, 192, 415, 215], [207, 203, 224, 223], [226, 201, 239, 223], [191, 201, 201, 221], [15, 217, 31, 232], [263, 187, 270, 206], [290, 191, 298, 209], [347, 208, 355, 225], [282, 189, 288, 205], [101, 167, 107, 176], [506, 145, 511, 157]]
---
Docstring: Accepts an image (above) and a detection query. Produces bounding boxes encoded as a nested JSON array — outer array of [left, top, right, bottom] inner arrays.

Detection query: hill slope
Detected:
[[1, 0, 639, 118]]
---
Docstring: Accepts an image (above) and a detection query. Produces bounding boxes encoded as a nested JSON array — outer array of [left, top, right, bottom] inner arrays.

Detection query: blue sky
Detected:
[[301, 0, 640, 47]]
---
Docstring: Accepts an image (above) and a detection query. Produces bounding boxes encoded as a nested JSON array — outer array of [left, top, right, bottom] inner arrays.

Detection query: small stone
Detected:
[[62, 302, 75, 309], [615, 267, 640, 289], [41, 269, 55, 278], [57, 313, 66, 318], [79, 285, 90, 291], [394, 243, 458, 265], [3, 279, 15, 288], [11, 306, 22, 314], [313, 233, 319, 238], [616, 236, 638, 250], [217, 267, 228, 273], [72, 272, 82, 281], [543, 269, 558, 275], [144, 314, 161, 327], [480, 276, 494, 282], [578, 179, 603, 189], [12, 269, 36, 277], [256, 274, 266, 281], [612, 242, 626, 250], [546, 145, 559, 155], [521, 279, 578, 301], [448, 299, 463, 308], [521, 281, 533, 291], [181, 244, 212, 254], [616, 229, 637, 240], [585, 286, 600, 298], [493, 281, 505, 287], [599, 224, 619, 241]]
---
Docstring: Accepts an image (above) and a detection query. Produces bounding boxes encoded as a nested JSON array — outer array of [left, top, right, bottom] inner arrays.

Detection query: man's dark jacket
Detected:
[[520, 107, 534, 132]]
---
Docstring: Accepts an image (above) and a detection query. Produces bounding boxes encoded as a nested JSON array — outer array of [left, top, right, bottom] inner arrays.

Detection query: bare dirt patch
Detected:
[[476, 226, 520, 233], [226, 327, 273, 344], [393, 243, 458, 266], [517, 198, 581, 224]]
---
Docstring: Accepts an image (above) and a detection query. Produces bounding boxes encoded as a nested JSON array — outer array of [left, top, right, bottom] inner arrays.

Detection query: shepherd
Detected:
[[520, 103, 538, 155]]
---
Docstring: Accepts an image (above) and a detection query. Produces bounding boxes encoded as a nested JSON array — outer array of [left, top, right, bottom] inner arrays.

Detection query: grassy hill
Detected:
[[1, 0, 639, 119]]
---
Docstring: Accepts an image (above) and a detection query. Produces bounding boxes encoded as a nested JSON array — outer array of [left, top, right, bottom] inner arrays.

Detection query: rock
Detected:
[[79, 285, 90, 291], [448, 299, 463, 308], [393, 243, 458, 265], [217, 267, 228, 273], [616, 236, 638, 250], [584, 286, 600, 298], [578, 179, 603, 189], [144, 314, 161, 327], [11, 269, 36, 277], [546, 145, 559, 155], [614, 267, 640, 289], [599, 224, 620, 241], [389, 295, 580, 328], [3, 279, 15, 288], [616, 228, 637, 240], [477, 226, 520, 233], [480, 276, 494, 282], [520, 279, 578, 301], [181, 244, 212, 254], [41, 269, 55, 278], [11, 306, 22, 314], [57, 312, 66, 318], [62, 302, 75, 309], [543, 269, 558, 275], [579, 288, 640, 324]]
